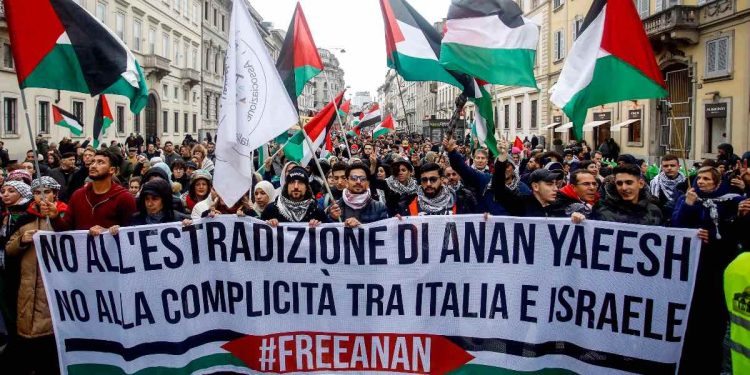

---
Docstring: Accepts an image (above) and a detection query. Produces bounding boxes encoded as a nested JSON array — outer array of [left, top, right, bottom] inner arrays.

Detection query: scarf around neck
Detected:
[[417, 186, 454, 215], [277, 195, 314, 222], [697, 191, 741, 240], [386, 176, 417, 195], [343, 188, 371, 210], [651, 172, 685, 202]]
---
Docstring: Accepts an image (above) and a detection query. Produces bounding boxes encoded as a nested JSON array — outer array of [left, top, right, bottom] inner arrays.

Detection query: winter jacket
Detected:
[[129, 179, 190, 226], [52, 182, 137, 231], [63, 165, 90, 202], [369, 178, 417, 217], [591, 184, 663, 225], [5, 202, 67, 338], [48, 167, 78, 201], [335, 198, 389, 224], [672, 182, 744, 246], [449, 150, 510, 215]]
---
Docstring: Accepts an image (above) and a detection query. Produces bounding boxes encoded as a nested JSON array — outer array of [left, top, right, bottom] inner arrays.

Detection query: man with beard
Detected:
[[328, 163, 388, 227], [370, 157, 418, 216], [41, 150, 136, 235], [262, 166, 328, 227], [404, 163, 456, 216], [162, 141, 179, 166], [649, 154, 686, 222]]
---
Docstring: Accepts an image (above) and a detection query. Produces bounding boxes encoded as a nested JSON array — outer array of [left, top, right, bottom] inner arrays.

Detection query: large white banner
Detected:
[[34, 216, 700, 375]]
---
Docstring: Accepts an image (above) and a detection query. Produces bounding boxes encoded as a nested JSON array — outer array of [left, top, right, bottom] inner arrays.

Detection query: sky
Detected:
[[252, 0, 452, 98]]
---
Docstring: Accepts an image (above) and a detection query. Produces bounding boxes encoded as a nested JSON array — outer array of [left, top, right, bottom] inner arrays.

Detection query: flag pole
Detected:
[[323, 71, 352, 158], [19, 89, 51, 226], [301, 129, 341, 222], [394, 71, 411, 133]]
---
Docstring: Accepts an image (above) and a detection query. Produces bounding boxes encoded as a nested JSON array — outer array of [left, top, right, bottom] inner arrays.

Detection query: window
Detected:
[[184, 113, 189, 133], [221, 15, 225, 32], [173, 87, 179, 101], [134, 112, 141, 133], [96, 2, 107, 23], [213, 8, 218, 27], [215, 96, 220, 119], [655, 0, 679, 12], [192, 48, 198, 70], [3, 43, 14, 69], [116, 105, 125, 133], [4, 98, 17, 135], [174, 39, 181, 66], [162, 84, 169, 99], [636, 0, 650, 19], [628, 120, 642, 143], [174, 111, 179, 133], [193, 3, 200, 23], [193, 113, 197, 133], [115, 13, 125, 42], [204, 1, 209, 20], [133, 19, 142, 51], [554, 30, 565, 61], [162, 33, 170, 58], [162, 110, 169, 133], [214, 52, 220, 73], [183, 0, 189, 18], [705, 36, 731, 78], [553, 0, 564, 9], [515, 102, 522, 129], [174, 0, 181, 13], [572, 18, 583, 40], [183, 88, 189, 102], [504, 104, 510, 129], [38, 101, 50, 134], [148, 28, 156, 54], [530, 100, 538, 129], [72, 100, 84, 126], [184, 43, 189, 69]]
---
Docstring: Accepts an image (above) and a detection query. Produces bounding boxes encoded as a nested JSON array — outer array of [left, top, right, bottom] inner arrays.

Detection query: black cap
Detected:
[[390, 157, 413, 173], [286, 166, 310, 184], [530, 169, 563, 183]]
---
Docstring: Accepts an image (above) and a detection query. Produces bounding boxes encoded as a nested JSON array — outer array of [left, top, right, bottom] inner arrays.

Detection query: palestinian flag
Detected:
[[469, 80, 499, 157], [359, 103, 382, 129], [513, 136, 524, 150], [52, 105, 83, 135], [276, 2, 323, 109], [440, 0, 539, 88], [338, 99, 351, 120], [550, 0, 667, 139], [92, 95, 113, 148], [379, 0, 463, 88], [372, 114, 395, 138], [285, 91, 345, 166], [5, 0, 148, 113], [347, 124, 362, 138]]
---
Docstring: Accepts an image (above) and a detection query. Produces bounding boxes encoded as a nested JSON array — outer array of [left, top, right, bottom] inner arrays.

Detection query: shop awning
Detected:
[[541, 122, 561, 130], [611, 119, 640, 131], [554, 122, 574, 133], [582, 120, 611, 131]]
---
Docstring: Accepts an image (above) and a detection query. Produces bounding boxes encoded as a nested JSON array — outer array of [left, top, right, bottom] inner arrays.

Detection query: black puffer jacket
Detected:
[[128, 179, 189, 226], [592, 183, 663, 225]]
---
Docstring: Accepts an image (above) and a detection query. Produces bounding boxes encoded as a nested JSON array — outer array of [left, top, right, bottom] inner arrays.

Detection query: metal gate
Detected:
[[145, 94, 157, 141], [659, 68, 692, 158]]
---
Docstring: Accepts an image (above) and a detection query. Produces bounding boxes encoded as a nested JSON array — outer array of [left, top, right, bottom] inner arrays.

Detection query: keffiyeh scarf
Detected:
[[277, 195, 314, 222], [386, 176, 418, 195], [651, 172, 685, 202], [698, 193, 741, 240], [343, 189, 371, 210], [417, 186, 455, 215]]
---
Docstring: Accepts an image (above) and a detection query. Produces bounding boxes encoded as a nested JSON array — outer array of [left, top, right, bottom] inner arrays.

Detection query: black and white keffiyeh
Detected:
[[386, 176, 418, 195], [416, 186, 455, 215], [277, 195, 314, 222], [650, 172, 686, 202]]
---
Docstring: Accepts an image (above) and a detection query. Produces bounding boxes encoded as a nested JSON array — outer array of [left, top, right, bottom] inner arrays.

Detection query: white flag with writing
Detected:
[[214, 0, 298, 206]]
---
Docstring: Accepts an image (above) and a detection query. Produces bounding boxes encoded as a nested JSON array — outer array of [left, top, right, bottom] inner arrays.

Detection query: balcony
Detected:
[[644, 6, 699, 46], [141, 54, 171, 80], [181, 68, 200, 88]]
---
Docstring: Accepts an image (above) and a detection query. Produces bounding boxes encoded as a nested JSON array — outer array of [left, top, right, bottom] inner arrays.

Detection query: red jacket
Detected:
[[52, 182, 136, 231]]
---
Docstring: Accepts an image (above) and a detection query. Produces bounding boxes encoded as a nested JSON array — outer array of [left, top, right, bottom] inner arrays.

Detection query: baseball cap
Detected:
[[530, 169, 563, 183]]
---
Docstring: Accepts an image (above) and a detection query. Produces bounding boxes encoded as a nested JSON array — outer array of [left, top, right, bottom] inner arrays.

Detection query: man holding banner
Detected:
[[262, 166, 329, 227]]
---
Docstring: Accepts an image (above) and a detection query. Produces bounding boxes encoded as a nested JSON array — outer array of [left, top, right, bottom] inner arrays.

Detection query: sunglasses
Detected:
[[348, 175, 367, 182], [420, 176, 440, 184]]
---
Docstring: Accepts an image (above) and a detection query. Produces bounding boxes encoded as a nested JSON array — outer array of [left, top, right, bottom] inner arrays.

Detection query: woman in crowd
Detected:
[[251, 181, 276, 218], [182, 170, 212, 213], [4, 177, 66, 374], [191, 144, 214, 173], [672, 166, 746, 373], [128, 177, 142, 197]]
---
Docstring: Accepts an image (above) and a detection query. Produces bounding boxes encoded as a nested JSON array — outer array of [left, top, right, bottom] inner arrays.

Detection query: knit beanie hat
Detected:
[[3, 180, 32, 200], [191, 169, 212, 183], [7, 169, 33, 185], [31, 176, 62, 192]]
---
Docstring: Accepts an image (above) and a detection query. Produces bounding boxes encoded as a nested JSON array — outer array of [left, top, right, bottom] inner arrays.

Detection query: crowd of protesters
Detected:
[[0, 129, 747, 374]]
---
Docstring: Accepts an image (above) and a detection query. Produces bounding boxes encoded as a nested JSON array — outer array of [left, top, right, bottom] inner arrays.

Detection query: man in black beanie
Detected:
[[262, 166, 328, 227]]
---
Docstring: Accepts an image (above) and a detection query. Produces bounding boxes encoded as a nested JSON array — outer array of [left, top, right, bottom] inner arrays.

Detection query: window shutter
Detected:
[[655, 0, 663, 12], [707, 40, 717, 74], [716, 38, 728, 71]]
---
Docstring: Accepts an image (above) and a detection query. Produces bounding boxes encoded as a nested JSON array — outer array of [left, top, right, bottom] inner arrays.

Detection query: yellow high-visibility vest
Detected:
[[725, 252, 750, 374]]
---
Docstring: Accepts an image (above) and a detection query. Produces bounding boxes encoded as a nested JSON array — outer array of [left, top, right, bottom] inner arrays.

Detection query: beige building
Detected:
[[0, 0, 204, 161], [544, 0, 750, 161]]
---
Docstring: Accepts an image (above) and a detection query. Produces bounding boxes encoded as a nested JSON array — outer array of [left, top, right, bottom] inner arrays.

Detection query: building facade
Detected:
[[310, 48, 346, 111]]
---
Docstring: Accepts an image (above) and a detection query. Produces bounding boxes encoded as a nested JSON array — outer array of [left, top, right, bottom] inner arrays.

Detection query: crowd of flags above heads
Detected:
[[4, 0, 666, 156]]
